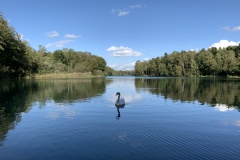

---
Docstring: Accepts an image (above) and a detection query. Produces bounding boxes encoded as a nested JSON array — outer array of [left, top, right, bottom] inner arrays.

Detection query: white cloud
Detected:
[[64, 34, 81, 39], [109, 62, 135, 70], [118, 11, 130, 16], [111, 9, 130, 17], [14, 33, 26, 40], [111, 4, 145, 17], [45, 31, 59, 38], [189, 48, 199, 52], [143, 57, 149, 61], [233, 26, 240, 31], [209, 40, 240, 49], [111, 8, 117, 14], [19, 34, 23, 39], [106, 46, 143, 57], [45, 40, 73, 48], [222, 26, 240, 32], [106, 46, 119, 51], [130, 4, 143, 8], [222, 26, 230, 31]]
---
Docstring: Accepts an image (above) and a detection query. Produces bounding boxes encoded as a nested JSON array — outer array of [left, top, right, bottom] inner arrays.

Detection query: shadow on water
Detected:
[[135, 77, 240, 111], [0, 78, 112, 146]]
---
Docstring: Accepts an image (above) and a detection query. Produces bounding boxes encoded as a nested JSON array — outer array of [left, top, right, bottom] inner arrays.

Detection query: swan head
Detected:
[[116, 92, 120, 96]]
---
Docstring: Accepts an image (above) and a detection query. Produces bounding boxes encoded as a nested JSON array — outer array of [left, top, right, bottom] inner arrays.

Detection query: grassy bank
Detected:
[[32, 72, 104, 79]]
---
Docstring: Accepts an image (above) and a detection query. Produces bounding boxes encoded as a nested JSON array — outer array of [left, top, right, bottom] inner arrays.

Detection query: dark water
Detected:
[[1, 77, 240, 160]]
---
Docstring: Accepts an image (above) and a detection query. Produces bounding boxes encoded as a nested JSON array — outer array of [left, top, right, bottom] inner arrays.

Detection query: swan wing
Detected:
[[115, 97, 125, 105], [120, 97, 125, 102]]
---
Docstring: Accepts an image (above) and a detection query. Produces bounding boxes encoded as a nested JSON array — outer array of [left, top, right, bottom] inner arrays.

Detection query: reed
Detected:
[[31, 72, 104, 79]]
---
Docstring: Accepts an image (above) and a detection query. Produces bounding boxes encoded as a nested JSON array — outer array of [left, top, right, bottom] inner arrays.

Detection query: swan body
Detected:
[[115, 92, 125, 106]]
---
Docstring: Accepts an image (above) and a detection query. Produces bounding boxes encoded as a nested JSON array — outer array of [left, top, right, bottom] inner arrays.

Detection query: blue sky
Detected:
[[1, 0, 240, 70]]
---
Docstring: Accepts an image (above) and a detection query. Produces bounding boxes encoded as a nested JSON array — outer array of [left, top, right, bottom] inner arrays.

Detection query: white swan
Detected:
[[115, 92, 125, 106]]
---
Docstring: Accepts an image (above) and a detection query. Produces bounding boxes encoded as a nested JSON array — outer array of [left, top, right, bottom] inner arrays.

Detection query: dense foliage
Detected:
[[0, 13, 38, 78], [135, 46, 240, 77], [0, 12, 110, 79], [37, 47, 107, 76]]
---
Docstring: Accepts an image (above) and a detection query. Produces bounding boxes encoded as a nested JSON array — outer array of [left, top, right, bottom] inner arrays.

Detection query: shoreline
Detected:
[[29, 72, 104, 79]]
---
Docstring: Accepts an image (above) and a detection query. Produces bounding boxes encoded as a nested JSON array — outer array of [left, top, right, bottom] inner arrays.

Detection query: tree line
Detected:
[[0, 12, 111, 79], [135, 45, 240, 77], [104, 68, 134, 76], [37, 46, 107, 76]]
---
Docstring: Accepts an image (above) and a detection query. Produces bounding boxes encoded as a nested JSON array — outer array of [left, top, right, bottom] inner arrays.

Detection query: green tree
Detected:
[[225, 50, 237, 75], [0, 13, 37, 78], [158, 62, 168, 76], [149, 58, 157, 76], [53, 50, 68, 65], [134, 60, 143, 76]]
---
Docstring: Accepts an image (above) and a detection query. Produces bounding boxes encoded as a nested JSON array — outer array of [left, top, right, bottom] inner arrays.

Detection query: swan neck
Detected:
[[117, 94, 120, 101]]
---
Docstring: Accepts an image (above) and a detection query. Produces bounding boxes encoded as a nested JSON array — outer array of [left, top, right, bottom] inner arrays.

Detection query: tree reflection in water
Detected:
[[135, 77, 240, 111], [0, 78, 110, 146]]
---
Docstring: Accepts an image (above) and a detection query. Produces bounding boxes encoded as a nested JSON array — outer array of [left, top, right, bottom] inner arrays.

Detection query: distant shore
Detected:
[[31, 72, 104, 79]]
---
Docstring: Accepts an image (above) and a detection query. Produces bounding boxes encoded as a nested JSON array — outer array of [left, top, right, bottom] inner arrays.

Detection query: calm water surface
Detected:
[[0, 77, 240, 160]]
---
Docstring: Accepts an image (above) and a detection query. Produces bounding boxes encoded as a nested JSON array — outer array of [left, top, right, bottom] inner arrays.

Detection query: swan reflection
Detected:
[[115, 104, 125, 120]]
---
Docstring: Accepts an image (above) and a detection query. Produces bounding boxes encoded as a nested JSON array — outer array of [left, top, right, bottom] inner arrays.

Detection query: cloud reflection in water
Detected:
[[46, 101, 78, 120], [214, 104, 235, 112]]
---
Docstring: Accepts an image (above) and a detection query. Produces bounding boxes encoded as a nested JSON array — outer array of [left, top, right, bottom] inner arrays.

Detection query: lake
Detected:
[[0, 77, 240, 160]]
